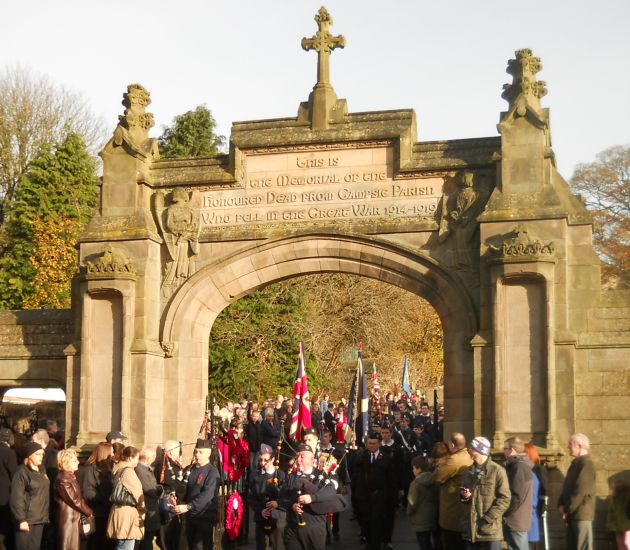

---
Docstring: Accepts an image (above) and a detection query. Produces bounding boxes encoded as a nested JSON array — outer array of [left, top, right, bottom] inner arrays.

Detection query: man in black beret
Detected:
[[172, 439, 220, 550], [278, 443, 337, 550]]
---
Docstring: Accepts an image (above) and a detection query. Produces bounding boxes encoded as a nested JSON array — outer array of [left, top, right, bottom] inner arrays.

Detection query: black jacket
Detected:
[[351, 449, 399, 500], [10, 464, 50, 525], [248, 468, 286, 521], [78, 462, 113, 518], [245, 420, 263, 453], [0, 443, 17, 506], [261, 420, 280, 448], [279, 469, 337, 525], [135, 463, 162, 532]]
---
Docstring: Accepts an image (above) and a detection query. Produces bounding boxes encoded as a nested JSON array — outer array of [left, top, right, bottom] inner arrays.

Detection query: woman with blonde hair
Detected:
[[106, 446, 145, 549], [55, 449, 93, 549]]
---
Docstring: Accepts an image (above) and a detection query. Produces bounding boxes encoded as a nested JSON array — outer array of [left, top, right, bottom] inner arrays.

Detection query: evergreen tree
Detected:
[[0, 132, 97, 309], [158, 105, 225, 159]]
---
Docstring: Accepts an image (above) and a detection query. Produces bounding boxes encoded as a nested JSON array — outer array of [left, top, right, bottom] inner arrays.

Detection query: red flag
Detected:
[[289, 341, 311, 440]]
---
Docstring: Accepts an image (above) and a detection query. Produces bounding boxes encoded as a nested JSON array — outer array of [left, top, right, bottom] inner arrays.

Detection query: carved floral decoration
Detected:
[[489, 225, 555, 262], [82, 245, 137, 280]]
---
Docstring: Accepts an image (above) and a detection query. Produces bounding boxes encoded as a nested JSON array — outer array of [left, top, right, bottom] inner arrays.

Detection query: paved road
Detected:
[[237, 504, 419, 550]]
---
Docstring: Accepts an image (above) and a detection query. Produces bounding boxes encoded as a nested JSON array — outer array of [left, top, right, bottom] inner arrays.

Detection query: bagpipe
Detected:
[[290, 449, 348, 516]]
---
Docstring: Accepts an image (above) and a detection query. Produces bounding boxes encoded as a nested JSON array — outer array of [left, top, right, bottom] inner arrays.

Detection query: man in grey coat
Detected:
[[502, 437, 532, 550], [558, 433, 596, 550]]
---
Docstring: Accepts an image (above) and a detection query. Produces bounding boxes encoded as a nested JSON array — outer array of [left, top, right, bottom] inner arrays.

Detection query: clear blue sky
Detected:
[[1, 0, 628, 179]]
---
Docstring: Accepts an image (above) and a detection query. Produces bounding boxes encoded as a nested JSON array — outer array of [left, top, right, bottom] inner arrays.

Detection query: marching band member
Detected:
[[278, 444, 337, 550], [172, 439, 220, 550], [249, 443, 286, 550]]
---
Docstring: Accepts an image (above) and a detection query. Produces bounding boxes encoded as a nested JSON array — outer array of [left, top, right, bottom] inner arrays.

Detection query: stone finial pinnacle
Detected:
[[119, 84, 154, 131], [501, 49, 547, 115]]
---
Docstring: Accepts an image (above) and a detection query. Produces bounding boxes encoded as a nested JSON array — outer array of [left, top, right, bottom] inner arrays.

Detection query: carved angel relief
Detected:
[[437, 171, 482, 271], [154, 189, 200, 298]]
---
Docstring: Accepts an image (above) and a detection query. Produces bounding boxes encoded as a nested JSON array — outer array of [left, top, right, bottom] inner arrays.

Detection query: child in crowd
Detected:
[[406, 455, 438, 550]]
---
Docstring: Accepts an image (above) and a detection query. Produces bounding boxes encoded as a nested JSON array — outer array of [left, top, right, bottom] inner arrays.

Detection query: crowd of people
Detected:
[[0, 394, 627, 550]]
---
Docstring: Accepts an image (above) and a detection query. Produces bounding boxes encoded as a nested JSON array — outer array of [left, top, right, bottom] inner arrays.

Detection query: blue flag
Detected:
[[402, 355, 411, 397]]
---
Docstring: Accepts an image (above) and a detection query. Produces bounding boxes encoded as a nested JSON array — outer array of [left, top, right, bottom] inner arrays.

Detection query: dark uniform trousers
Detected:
[[355, 450, 398, 550], [186, 516, 214, 550], [285, 522, 327, 550]]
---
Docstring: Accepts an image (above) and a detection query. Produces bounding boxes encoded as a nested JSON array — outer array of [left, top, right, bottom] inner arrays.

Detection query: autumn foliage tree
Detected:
[[571, 145, 630, 287], [0, 132, 97, 309], [22, 217, 83, 309], [299, 274, 443, 393]]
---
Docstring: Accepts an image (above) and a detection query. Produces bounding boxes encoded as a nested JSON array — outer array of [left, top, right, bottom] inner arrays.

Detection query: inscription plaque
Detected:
[[200, 146, 443, 233]]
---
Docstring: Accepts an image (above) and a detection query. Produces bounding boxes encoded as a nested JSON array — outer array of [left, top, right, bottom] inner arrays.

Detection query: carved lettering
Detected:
[[198, 147, 444, 230]]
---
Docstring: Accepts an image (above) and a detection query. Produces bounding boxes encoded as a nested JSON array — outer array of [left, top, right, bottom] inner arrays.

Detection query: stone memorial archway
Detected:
[[43, 15, 627, 546]]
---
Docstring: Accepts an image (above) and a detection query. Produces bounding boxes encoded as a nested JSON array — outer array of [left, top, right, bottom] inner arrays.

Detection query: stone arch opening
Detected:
[[161, 234, 479, 445]]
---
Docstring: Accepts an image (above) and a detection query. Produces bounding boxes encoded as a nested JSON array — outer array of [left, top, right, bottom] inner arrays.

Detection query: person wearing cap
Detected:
[[460, 436, 511, 549], [433, 432, 473, 549], [172, 439, 220, 550], [249, 443, 286, 550], [279, 443, 337, 550], [106, 431, 128, 445], [0, 427, 17, 549], [9, 441, 50, 550]]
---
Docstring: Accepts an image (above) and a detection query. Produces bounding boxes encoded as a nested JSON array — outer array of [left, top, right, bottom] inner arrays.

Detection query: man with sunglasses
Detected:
[[249, 444, 286, 550]]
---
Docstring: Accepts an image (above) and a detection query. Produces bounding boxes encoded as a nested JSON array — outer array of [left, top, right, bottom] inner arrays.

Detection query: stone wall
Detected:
[[576, 289, 630, 543], [0, 309, 72, 394]]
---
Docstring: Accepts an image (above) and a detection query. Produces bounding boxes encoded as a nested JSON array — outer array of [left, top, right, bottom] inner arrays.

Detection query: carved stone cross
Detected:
[[301, 7, 345, 87]]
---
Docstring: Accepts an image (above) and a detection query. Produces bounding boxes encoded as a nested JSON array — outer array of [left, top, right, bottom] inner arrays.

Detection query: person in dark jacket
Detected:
[[353, 433, 401, 550], [502, 437, 533, 550], [10, 441, 50, 550], [0, 428, 17, 550], [278, 443, 338, 550], [262, 408, 281, 449], [54, 449, 93, 549], [32, 428, 57, 549], [172, 439, 220, 550], [155, 440, 187, 550], [78, 441, 115, 549], [558, 433, 596, 550], [136, 447, 162, 550], [249, 443, 286, 550], [245, 409, 264, 471]]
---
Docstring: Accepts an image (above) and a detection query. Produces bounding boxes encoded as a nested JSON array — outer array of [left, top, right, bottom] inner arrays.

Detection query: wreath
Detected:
[[225, 492, 244, 541]]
